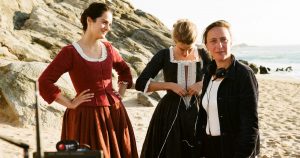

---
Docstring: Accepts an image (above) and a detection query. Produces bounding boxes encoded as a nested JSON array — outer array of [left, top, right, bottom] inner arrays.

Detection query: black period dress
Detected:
[[135, 47, 210, 158]]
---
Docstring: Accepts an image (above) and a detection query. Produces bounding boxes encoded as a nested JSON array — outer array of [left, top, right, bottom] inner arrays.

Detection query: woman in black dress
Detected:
[[135, 19, 210, 158]]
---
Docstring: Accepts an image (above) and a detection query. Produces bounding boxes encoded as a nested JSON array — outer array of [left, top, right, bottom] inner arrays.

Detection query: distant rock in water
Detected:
[[249, 63, 259, 74], [238, 59, 274, 74], [276, 66, 293, 72], [238, 59, 259, 74], [286, 66, 293, 72], [260, 66, 270, 74], [240, 59, 294, 74]]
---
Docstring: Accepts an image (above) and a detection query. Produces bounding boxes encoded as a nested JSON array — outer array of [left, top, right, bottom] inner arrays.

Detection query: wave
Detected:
[[232, 45, 300, 79]]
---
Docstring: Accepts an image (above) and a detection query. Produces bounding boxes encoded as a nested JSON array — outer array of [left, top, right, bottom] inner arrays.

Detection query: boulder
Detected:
[[0, 61, 74, 127], [137, 92, 157, 107], [0, 0, 173, 127], [260, 65, 269, 74]]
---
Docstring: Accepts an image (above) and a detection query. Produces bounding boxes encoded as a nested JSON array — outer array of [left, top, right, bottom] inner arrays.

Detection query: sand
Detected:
[[0, 75, 299, 158]]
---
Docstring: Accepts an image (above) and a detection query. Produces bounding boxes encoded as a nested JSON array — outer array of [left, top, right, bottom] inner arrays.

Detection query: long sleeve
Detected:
[[38, 47, 73, 104], [235, 69, 259, 158], [104, 43, 133, 89], [135, 50, 165, 92]]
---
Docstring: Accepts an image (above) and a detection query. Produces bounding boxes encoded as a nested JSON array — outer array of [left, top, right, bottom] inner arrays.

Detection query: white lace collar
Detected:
[[169, 46, 199, 63], [72, 42, 107, 62]]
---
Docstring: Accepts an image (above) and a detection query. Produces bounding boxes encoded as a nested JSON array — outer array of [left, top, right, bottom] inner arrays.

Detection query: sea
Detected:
[[232, 45, 300, 80]]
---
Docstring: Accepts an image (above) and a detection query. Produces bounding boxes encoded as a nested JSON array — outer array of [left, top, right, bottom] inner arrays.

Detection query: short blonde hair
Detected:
[[172, 19, 198, 45]]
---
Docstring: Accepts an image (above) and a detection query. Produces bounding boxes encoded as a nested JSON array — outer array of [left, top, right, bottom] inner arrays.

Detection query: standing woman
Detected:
[[38, 2, 138, 158], [135, 19, 210, 158], [196, 20, 260, 158]]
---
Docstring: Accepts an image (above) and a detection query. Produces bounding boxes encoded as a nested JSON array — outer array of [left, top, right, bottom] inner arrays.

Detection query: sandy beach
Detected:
[[0, 75, 299, 158]]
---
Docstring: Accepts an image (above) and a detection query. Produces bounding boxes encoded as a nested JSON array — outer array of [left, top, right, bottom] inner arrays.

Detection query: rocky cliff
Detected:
[[0, 0, 173, 127]]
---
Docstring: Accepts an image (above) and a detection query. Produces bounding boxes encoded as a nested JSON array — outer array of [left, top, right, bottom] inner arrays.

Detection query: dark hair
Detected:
[[202, 20, 231, 44], [80, 2, 111, 31]]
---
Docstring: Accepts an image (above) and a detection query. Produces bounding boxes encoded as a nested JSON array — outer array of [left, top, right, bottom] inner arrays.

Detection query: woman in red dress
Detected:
[[38, 2, 138, 158]]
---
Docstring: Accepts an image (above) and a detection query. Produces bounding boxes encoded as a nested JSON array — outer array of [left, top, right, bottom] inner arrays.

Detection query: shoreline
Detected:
[[256, 74, 300, 83]]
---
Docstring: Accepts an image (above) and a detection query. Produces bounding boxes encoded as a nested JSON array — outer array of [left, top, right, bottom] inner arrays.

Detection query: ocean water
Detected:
[[232, 45, 300, 79]]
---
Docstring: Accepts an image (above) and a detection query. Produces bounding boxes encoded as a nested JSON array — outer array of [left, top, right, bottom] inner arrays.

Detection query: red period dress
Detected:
[[38, 41, 138, 158]]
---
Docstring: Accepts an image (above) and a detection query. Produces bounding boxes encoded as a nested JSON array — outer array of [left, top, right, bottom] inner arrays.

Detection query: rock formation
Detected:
[[0, 0, 172, 127]]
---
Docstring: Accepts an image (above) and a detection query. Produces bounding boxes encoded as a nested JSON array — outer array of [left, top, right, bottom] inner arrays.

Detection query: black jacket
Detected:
[[197, 56, 260, 158]]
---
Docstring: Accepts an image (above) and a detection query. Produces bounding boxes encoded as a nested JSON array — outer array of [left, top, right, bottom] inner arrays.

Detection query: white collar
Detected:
[[72, 42, 107, 62], [169, 46, 200, 63]]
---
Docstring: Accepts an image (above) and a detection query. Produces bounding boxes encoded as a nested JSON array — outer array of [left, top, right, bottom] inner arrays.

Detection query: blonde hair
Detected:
[[172, 19, 198, 45]]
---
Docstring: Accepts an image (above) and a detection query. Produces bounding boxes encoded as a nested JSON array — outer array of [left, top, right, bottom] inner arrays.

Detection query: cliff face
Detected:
[[0, 0, 172, 127]]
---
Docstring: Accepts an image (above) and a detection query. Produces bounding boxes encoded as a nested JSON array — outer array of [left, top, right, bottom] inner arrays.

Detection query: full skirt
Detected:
[[61, 100, 138, 158], [141, 93, 199, 158]]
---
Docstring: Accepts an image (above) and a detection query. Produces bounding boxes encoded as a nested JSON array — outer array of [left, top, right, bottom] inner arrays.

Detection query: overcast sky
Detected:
[[130, 0, 300, 46]]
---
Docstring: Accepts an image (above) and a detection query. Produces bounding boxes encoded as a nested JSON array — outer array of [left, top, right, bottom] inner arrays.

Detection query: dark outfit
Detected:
[[135, 48, 210, 158], [38, 42, 138, 158], [196, 56, 260, 158]]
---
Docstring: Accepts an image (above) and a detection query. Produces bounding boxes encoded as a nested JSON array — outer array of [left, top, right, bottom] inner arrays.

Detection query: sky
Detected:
[[130, 0, 300, 46]]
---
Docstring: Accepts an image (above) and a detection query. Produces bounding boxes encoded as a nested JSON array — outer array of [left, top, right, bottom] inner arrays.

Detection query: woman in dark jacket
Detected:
[[196, 20, 260, 158]]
